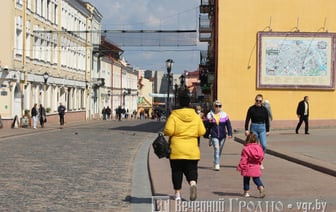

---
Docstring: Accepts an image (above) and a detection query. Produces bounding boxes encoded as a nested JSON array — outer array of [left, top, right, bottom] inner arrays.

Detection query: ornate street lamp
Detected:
[[43, 72, 49, 107], [165, 59, 174, 117], [43, 72, 49, 84]]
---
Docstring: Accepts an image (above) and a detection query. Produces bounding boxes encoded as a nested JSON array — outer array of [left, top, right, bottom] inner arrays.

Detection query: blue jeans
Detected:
[[250, 123, 267, 152], [243, 176, 264, 191], [211, 137, 226, 165]]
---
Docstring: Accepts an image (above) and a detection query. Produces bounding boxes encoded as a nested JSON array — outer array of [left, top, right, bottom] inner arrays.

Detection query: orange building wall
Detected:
[[217, 0, 336, 128]]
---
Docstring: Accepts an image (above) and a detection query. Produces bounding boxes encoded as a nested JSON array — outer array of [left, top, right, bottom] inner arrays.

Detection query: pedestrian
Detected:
[[57, 102, 66, 127], [295, 96, 309, 134], [102, 107, 107, 120], [38, 104, 46, 128], [156, 109, 162, 122], [106, 106, 111, 119], [195, 105, 205, 120], [244, 94, 270, 165], [31, 103, 38, 129], [205, 100, 233, 171], [116, 106, 122, 121], [237, 132, 265, 198], [262, 100, 273, 125], [164, 91, 206, 201], [195, 105, 205, 146]]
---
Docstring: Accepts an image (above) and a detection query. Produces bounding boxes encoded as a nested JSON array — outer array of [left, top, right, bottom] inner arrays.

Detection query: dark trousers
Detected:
[[169, 159, 198, 190], [39, 117, 44, 127], [243, 176, 264, 191], [59, 114, 65, 125], [296, 115, 309, 133]]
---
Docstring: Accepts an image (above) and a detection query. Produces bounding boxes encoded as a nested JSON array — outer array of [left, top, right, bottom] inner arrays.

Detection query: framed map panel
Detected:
[[257, 32, 335, 90]]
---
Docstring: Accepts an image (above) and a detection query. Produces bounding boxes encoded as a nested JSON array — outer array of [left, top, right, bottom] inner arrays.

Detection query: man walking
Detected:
[[295, 96, 309, 134], [31, 103, 38, 129], [58, 102, 66, 127]]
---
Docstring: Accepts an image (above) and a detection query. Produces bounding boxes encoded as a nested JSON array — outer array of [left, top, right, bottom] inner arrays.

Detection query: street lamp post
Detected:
[[43, 72, 49, 107], [179, 74, 185, 89], [165, 59, 174, 118], [174, 83, 178, 107]]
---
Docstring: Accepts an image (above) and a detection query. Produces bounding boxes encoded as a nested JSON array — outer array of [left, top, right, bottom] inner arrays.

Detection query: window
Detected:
[[15, 16, 23, 57]]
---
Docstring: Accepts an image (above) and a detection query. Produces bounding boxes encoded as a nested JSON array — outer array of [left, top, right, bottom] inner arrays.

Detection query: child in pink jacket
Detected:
[[237, 132, 265, 198]]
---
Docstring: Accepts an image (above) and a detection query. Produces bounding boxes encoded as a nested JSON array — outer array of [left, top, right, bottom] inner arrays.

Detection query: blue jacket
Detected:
[[205, 110, 233, 140]]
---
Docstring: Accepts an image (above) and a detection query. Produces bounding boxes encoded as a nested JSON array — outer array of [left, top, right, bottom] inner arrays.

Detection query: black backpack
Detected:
[[152, 133, 170, 159]]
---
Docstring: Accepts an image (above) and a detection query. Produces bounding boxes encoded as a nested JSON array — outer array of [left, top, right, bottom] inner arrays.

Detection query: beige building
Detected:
[[0, 0, 102, 126]]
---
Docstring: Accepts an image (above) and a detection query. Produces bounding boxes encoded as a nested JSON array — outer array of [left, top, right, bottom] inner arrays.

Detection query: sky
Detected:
[[86, 0, 206, 74]]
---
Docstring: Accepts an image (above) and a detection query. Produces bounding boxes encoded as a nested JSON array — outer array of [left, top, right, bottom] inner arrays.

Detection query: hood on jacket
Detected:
[[245, 143, 264, 161], [171, 108, 197, 122]]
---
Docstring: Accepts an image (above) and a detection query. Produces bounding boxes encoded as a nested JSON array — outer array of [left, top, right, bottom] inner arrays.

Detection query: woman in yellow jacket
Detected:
[[164, 92, 206, 201]]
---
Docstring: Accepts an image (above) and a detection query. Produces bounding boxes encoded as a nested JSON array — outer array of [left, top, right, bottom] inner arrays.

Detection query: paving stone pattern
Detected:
[[0, 120, 164, 211]]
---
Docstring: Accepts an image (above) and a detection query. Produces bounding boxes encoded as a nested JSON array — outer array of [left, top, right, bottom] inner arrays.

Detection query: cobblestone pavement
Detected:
[[0, 119, 164, 211]]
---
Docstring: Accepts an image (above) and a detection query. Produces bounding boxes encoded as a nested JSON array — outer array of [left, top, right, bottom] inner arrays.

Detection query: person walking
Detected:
[[205, 100, 233, 171], [237, 132, 265, 198], [164, 91, 206, 201], [31, 103, 38, 129], [244, 94, 270, 157], [262, 100, 273, 125], [102, 107, 107, 120], [57, 102, 66, 127], [106, 106, 111, 119], [116, 106, 122, 121], [295, 96, 309, 134], [38, 104, 46, 128]]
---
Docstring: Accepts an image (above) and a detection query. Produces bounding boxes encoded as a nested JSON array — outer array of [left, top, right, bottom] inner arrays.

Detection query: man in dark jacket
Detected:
[[58, 102, 66, 127], [295, 96, 309, 134]]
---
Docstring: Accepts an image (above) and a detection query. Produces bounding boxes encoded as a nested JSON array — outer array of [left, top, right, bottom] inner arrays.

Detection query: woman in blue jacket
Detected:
[[205, 100, 233, 171]]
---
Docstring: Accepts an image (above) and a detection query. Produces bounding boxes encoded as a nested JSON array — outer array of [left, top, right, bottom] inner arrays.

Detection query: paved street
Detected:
[[1, 120, 335, 211], [0, 119, 164, 211]]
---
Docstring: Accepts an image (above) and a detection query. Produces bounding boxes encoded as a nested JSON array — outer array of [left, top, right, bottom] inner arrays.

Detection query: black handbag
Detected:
[[152, 132, 170, 159]]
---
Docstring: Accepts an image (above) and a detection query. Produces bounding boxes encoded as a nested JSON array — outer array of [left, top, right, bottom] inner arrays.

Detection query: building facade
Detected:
[[214, 0, 336, 128], [0, 0, 140, 126], [0, 0, 104, 126]]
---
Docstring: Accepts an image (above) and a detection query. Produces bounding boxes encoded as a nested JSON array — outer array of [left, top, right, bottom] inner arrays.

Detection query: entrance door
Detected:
[[12, 84, 22, 117]]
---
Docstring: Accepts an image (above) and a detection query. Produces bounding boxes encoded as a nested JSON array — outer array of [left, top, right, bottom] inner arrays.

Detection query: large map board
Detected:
[[257, 32, 335, 90]]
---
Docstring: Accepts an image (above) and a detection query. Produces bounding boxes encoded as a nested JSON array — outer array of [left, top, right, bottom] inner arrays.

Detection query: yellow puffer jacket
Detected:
[[164, 108, 206, 160]]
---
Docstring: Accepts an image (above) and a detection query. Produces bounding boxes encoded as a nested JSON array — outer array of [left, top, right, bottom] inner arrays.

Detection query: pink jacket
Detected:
[[237, 143, 264, 177]]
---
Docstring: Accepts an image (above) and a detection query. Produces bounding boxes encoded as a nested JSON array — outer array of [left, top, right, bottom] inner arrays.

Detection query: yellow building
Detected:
[[216, 0, 336, 128]]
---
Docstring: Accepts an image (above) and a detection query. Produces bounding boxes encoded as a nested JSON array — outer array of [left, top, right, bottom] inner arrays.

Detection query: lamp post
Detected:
[[174, 83, 178, 107], [179, 74, 185, 90], [43, 72, 49, 107], [165, 59, 174, 117]]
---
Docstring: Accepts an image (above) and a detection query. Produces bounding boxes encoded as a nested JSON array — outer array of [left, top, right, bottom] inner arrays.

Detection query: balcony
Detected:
[[200, 0, 214, 14], [199, 32, 212, 42], [199, 14, 212, 33]]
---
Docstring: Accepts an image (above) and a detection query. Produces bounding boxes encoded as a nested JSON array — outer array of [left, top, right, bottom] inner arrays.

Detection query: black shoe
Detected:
[[295, 130, 298, 134], [305, 132, 310, 134]]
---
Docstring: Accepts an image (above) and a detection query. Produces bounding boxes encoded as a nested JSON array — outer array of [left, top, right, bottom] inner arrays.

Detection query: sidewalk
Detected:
[[0, 120, 92, 139], [149, 128, 336, 211]]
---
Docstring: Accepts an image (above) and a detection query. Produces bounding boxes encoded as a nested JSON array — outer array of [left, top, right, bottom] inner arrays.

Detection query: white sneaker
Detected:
[[175, 195, 181, 201], [243, 192, 250, 197], [215, 164, 220, 171]]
